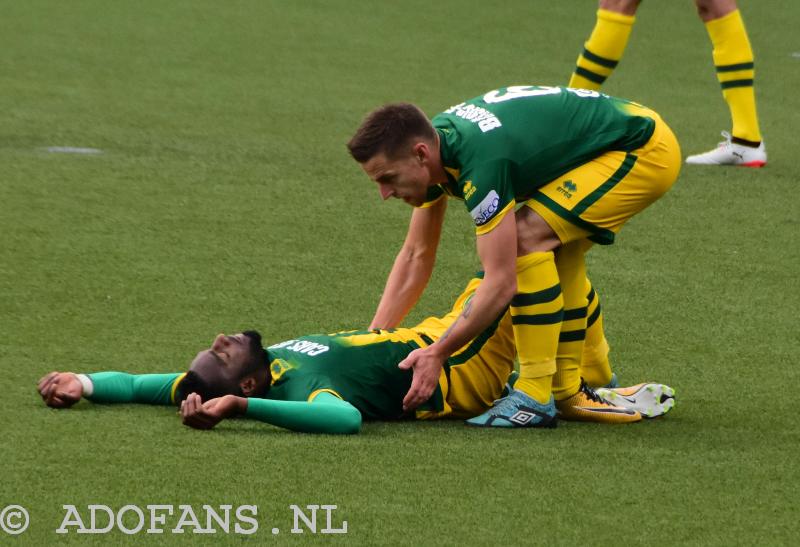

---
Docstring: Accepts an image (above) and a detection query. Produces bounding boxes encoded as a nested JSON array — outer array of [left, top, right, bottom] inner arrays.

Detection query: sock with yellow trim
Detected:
[[706, 9, 762, 144], [568, 9, 635, 90], [580, 277, 613, 388], [510, 251, 562, 405], [552, 243, 587, 401]]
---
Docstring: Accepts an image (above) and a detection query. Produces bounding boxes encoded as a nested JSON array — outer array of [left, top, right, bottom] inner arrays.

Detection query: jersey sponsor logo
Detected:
[[463, 180, 476, 200], [556, 179, 577, 199], [268, 339, 330, 357], [444, 102, 502, 133], [469, 190, 500, 226]]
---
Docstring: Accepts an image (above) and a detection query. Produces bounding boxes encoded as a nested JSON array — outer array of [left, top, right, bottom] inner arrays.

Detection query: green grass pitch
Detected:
[[2, 0, 799, 544]]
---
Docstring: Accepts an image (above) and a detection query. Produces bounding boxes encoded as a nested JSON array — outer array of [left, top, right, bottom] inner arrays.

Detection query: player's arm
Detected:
[[370, 197, 447, 330], [399, 211, 518, 410], [180, 392, 362, 435], [37, 371, 183, 408]]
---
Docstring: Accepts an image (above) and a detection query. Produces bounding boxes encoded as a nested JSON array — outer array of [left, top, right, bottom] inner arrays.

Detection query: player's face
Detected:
[[361, 150, 431, 207], [209, 333, 253, 370], [188, 333, 253, 388]]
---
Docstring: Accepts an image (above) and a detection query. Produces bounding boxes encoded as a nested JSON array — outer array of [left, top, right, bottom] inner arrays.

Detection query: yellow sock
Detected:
[[513, 376, 553, 405], [568, 9, 635, 90], [552, 243, 586, 401], [580, 277, 613, 388], [510, 251, 561, 404], [706, 9, 762, 143]]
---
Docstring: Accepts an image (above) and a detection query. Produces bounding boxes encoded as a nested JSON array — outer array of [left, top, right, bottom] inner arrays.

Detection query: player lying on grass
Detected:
[[37, 277, 674, 433]]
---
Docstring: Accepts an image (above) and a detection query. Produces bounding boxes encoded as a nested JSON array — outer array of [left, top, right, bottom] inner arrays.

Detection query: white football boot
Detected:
[[685, 131, 766, 167], [595, 383, 675, 419]]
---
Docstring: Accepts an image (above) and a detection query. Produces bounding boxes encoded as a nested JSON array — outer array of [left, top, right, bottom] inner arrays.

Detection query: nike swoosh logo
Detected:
[[575, 406, 637, 415]]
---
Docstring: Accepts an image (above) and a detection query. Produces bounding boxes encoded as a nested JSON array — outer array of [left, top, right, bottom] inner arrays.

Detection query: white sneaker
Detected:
[[685, 131, 766, 167]]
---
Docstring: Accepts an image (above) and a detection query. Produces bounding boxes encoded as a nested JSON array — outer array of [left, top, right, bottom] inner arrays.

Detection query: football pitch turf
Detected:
[[2, 1, 798, 544]]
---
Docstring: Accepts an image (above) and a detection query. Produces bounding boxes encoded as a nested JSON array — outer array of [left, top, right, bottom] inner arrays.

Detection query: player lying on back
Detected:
[[37, 277, 674, 434]]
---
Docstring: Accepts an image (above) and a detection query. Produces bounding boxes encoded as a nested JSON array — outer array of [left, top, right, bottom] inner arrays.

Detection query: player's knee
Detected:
[[599, 0, 641, 16], [694, 0, 737, 21]]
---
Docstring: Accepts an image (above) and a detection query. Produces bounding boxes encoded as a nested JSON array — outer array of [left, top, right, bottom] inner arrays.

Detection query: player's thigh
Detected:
[[526, 119, 680, 246]]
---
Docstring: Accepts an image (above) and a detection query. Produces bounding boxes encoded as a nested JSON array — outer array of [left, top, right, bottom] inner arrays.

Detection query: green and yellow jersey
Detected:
[[265, 329, 435, 420], [422, 85, 656, 235], [265, 276, 516, 420]]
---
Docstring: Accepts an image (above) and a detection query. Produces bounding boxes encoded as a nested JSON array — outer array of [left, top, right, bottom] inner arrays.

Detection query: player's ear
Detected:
[[239, 376, 258, 397], [413, 141, 428, 163]]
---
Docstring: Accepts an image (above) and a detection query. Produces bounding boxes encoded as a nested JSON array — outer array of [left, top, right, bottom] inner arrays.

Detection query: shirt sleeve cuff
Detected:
[[76, 374, 94, 397]]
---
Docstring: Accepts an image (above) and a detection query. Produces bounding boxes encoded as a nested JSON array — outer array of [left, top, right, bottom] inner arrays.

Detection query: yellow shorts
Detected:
[[413, 277, 516, 420], [527, 109, 681, 245]]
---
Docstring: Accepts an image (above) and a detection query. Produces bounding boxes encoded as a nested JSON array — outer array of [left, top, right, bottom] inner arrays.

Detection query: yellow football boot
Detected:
[[556, 380, 641, 423]]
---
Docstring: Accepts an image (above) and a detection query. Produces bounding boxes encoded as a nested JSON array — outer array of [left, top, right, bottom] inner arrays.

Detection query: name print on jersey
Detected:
[[444, 102, 502, 133], [268, 339, 330, 357]]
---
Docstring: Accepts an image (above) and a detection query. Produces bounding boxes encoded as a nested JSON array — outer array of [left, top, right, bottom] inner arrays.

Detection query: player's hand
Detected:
[[398, 346, 446, 412], [180, 393, 246, 430], [37, 372, 83, 408]]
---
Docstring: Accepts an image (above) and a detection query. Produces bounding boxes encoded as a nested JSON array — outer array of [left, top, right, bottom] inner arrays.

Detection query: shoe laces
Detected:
[[579, 379, 604, 403], [718, 131, 733, 148], [488, 392, 525, 414]]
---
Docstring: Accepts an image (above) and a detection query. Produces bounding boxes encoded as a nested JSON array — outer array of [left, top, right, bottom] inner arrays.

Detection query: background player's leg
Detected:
[[687, 1, 765, 165], [568, 1, 639, 90]]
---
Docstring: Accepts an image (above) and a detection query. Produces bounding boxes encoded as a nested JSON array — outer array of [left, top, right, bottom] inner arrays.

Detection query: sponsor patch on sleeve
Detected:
[[469, 190, 501, 226]]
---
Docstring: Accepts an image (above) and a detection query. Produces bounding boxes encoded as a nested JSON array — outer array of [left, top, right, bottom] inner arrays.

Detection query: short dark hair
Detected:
[[347, 103, 436, 163], [176, 370, 222, 403], [176, 330, 268, 403], [240, 330, 267, 376]]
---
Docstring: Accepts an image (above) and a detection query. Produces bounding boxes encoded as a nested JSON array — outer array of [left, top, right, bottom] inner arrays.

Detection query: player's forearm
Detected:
[[370, 249, 435, 329], [372, 201, 446, 329], [244, 396, 362, 434], [84, 372, 182, 405], [430, 274, 514, 358]]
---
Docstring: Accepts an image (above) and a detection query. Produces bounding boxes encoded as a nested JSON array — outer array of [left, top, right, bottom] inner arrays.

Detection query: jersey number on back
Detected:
[[483, 85, 600, 104]]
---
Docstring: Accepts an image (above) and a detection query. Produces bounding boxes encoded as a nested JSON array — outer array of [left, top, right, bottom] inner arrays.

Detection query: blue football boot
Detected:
[[466, 390, 557, 428]]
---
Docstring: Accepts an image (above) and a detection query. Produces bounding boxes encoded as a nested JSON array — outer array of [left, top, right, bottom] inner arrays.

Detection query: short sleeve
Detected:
[[462, 160, 516, 235]]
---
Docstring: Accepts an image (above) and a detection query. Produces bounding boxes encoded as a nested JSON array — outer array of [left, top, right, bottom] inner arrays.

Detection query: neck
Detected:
[[429, 131, 448, 185]]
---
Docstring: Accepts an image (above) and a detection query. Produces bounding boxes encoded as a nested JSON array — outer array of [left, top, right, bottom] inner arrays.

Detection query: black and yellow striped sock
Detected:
[[510, 251, 561, 405], [552, 243, 587, 401], [706, 9, 762, 144], [580, 277, 613, 388], [568, 9, 635, 91]]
